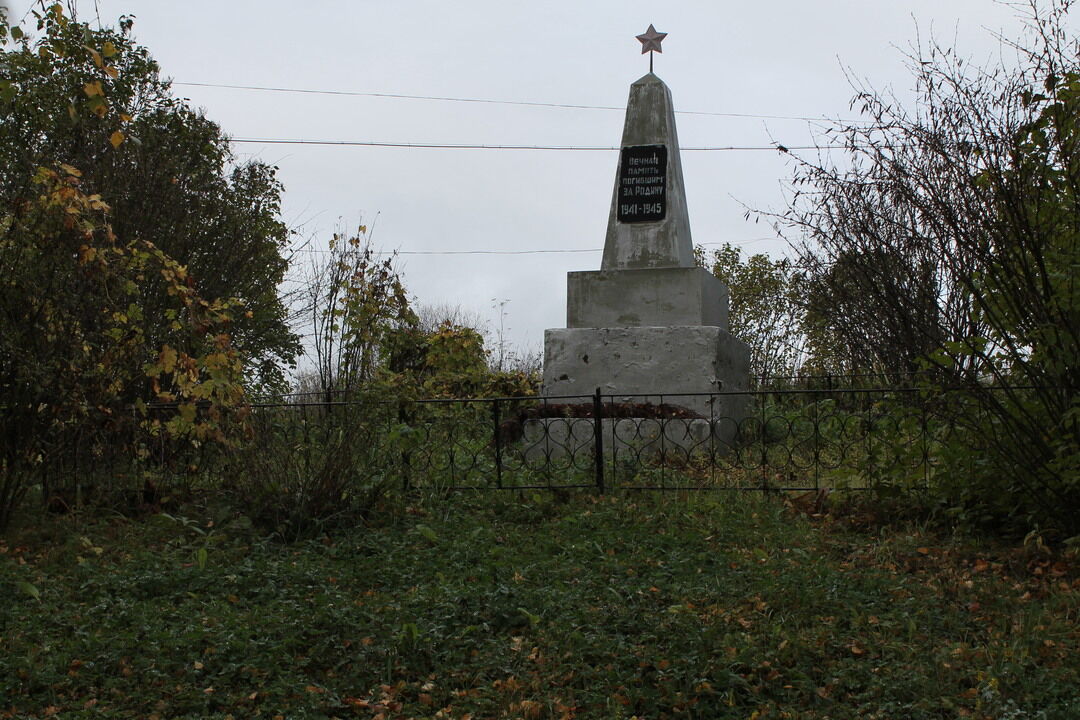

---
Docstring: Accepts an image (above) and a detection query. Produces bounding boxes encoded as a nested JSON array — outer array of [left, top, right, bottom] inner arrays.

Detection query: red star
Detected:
[[636, 24, 667, 54]]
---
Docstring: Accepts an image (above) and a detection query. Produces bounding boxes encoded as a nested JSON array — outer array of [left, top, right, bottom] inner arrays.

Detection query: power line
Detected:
[[175, 81, 862, 124], [230, 137, 842, 152], [294, 247, 585, 256], [295, 239, 775, 256], [381, 248, 600, 256]]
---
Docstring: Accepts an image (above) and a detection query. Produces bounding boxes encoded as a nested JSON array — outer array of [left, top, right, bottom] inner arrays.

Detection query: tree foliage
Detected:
[[699, 243, 806, 383], [302, 227, 537, 401], [303, 227, 418, 399], [0, 5, 298, 391], [0, 162, 246, 529], [0, 6, 249, 529]]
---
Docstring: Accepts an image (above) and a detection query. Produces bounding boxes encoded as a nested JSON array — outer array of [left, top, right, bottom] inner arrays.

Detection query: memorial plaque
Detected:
[[617, 144, 667, 223]]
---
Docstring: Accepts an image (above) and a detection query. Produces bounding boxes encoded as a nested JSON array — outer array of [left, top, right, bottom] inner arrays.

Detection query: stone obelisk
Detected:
[[541, 28, 749, 422]]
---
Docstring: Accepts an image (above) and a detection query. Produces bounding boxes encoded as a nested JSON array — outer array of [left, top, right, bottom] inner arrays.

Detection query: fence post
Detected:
[[760, 389, 769, 491], [492, 399, 503, 489], [398, 399, 412, 493], [593, 387, 605, 494], [865, 389, 876, 488], [921, 399, 931, 490]]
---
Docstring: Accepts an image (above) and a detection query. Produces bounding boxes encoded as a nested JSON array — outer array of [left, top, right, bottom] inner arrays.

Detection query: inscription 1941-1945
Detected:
[[617, 144, 667, 223]]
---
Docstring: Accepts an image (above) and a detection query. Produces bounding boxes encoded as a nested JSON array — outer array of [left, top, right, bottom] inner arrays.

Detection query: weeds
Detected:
[[1, 492, 1077, 718]]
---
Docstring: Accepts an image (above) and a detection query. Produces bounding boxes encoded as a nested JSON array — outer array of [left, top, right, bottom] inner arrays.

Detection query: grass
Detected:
[[1, 491, 1078, 719]]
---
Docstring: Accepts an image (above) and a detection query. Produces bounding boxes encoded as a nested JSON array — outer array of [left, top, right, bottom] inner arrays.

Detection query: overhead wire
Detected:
[[174, 81, 866, 124], [229, 137, 842, 152], [292, 239, 776, 256], [178, 81, 815, 258], [178, 81, 868, 152]]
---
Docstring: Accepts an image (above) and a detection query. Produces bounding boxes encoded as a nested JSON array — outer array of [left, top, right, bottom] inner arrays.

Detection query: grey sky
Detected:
[[5, 1, 1045, 366]]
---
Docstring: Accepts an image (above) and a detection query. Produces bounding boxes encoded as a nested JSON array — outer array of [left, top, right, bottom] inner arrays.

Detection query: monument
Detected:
[[540, 26, 750, 432]]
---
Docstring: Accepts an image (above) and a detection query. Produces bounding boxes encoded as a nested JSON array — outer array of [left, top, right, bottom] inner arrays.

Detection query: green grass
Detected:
[[1, 492, 1078, 719]]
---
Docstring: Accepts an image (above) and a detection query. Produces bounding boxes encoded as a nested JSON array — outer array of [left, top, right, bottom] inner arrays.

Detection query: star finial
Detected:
[[636, 24, 667, 55]]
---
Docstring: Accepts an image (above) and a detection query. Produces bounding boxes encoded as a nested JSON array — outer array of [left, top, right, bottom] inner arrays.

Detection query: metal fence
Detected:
[[224, 385, 961, 493], [25, 383, 1004, 508]]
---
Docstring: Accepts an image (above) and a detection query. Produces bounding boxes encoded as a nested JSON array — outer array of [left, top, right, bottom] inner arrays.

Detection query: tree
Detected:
[[775, 0, 1080, 533], [415, 301, 541, 393], [302, 226, 418, 399], [0, 6, 248, 528], [300, 228, 537, 401], [699, 243, 807, 383], [0, 5, 298, 392], [0, 158, 247, 530], [799, 248, 950, 381]]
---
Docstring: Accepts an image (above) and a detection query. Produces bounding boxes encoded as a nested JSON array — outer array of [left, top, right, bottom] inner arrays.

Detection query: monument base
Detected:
[[542, 325, 751, 421], [519, 416, 744, 464], [567, 267, 728, 328]]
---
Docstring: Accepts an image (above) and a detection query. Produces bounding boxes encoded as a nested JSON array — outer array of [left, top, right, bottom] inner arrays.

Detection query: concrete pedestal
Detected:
[[567, 267, 728, 329], [543, 326, 750, 420]]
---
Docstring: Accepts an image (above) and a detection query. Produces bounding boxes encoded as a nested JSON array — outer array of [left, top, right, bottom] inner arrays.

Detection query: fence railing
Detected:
[[218, 386, 962, 493], [29, 384, 1001, 505]]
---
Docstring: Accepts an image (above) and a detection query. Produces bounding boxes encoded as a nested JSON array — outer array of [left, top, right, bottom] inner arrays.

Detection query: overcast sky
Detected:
[[3, 1, 1053, 368]]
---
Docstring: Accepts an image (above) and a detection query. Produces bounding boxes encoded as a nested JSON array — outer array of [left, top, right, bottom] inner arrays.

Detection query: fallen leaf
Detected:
[[16, 581, 40, 601]]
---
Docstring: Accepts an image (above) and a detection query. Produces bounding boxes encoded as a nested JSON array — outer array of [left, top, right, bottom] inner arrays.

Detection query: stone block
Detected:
[[542, 326, 751, 420], [567, 267, 728, 329], [518, 417, 744, 464]]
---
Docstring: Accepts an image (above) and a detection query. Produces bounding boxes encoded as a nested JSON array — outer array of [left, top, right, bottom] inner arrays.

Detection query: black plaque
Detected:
[[616, 144, 667, 223]]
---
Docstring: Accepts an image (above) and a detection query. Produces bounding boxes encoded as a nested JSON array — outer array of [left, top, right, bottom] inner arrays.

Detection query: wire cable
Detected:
[[229, 137, 841, 152], [175, 81, 863, 124], [293, 239, 775, 256]]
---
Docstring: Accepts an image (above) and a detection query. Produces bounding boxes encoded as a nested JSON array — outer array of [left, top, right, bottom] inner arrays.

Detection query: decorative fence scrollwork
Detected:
[[40, 384, 997, 500]]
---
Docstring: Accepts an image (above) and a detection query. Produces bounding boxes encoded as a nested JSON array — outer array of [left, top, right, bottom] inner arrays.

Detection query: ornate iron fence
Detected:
[[226, 386, 963, 493], [28, 383, 1003, 506]]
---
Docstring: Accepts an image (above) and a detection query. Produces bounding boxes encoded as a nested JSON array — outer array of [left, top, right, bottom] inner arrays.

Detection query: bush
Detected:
[[228, 398, 403, 540]]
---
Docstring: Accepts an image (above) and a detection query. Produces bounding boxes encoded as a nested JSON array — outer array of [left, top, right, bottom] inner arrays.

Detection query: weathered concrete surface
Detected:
[[567, 267, 728, 329], [543, 326, 750, 420], [602, 73, 695, 270], [538, 71, 750, 437]]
